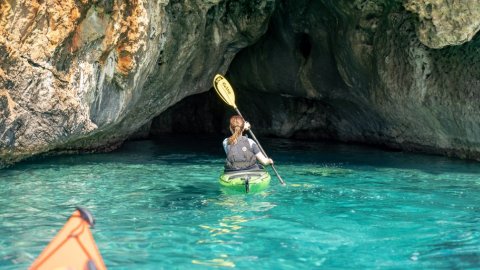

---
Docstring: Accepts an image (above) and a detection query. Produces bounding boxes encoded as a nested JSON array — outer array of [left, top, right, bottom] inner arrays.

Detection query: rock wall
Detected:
[[0, 0, 276, 166], [229, 0, 480, 159], [154, 0, 480, 160], [2, 0, 480, 166]]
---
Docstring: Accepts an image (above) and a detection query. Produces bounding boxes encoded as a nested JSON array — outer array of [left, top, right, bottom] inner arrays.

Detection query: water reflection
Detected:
[[192, 194, 277, 267]]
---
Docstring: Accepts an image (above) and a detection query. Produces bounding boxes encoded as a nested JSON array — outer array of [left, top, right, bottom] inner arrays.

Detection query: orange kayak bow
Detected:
[[30, 207, 107, 270]]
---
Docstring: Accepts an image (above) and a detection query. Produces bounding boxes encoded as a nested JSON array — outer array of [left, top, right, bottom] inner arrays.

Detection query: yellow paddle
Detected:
[[213, 74, 286, 185]]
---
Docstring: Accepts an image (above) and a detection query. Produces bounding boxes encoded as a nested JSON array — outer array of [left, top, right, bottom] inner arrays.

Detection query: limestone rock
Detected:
[[228, 0, 480, 159], [155, 0, 480, 160], [0, 0, 275, 166], [405, 0, 480, 48], [2, 0, 480, 166]]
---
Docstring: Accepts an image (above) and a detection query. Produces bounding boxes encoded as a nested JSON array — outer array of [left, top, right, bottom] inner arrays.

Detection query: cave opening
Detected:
[[132, 0, 480, 163], [297, 33, 312, 59]]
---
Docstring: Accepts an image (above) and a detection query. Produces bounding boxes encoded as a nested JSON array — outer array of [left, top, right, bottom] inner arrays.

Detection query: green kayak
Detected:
[[219, 169, 271, 193]]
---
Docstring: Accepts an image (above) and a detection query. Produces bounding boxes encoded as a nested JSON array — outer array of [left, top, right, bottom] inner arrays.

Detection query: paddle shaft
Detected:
[[233, 108, 286, 185]]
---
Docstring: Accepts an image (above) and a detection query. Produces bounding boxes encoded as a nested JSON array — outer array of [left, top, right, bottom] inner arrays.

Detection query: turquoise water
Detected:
[[1, 137, 479, 269]]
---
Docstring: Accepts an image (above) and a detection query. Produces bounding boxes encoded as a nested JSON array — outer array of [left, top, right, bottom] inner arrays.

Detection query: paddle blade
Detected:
[[213, 74, 237, 108], [30, 208, 107, 270]]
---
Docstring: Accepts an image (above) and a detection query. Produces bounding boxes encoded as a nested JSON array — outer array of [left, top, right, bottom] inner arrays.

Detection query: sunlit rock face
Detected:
[[155, 0, 480, 160], [405, 0, 480, 48], [0, 0, 275, 165]]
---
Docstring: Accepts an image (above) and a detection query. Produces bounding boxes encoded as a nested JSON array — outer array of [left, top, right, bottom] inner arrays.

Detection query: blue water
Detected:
[[1, 137, 479, 269]]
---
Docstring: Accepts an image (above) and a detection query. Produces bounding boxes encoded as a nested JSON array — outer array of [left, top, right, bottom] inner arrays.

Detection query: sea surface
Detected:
[[1, 136, 479, 269]]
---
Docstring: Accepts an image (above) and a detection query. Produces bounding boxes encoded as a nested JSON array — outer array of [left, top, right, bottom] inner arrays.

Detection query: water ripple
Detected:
[[1, 139, 480, 269]]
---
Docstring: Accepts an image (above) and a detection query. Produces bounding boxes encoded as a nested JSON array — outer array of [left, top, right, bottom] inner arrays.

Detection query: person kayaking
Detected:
[[223, 115, 273, 171]]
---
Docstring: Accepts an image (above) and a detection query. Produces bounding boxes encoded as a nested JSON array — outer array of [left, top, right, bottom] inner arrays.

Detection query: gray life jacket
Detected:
[[225, 136, 257, 170]]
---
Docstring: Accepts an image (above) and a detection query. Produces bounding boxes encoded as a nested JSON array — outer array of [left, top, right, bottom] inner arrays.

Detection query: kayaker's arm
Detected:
[[256, 152, 274, 166], [247, 134, 273, 166], [222, 139, 228, 153]]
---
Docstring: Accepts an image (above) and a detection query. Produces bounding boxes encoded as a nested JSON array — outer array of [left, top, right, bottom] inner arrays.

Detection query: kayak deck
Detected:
[[30, 207, 106, 270], [220, 169, 271, 193]]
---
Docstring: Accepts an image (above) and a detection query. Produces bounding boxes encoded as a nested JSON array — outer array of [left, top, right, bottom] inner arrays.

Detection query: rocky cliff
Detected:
[[2, 0, 480, 166], [0, 0, 275, 166]]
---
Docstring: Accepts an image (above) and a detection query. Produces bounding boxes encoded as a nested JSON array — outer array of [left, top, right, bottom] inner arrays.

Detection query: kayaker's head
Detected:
[[228, 115, 245, 145]]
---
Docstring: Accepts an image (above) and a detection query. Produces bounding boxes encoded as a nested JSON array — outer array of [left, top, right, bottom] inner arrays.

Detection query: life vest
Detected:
[[225, 136, 257, 170]]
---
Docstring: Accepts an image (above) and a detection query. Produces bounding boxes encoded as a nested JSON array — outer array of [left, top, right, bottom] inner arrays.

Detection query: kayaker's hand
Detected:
[[268, 158, 274, 165], [244, 121, 251, 131]]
